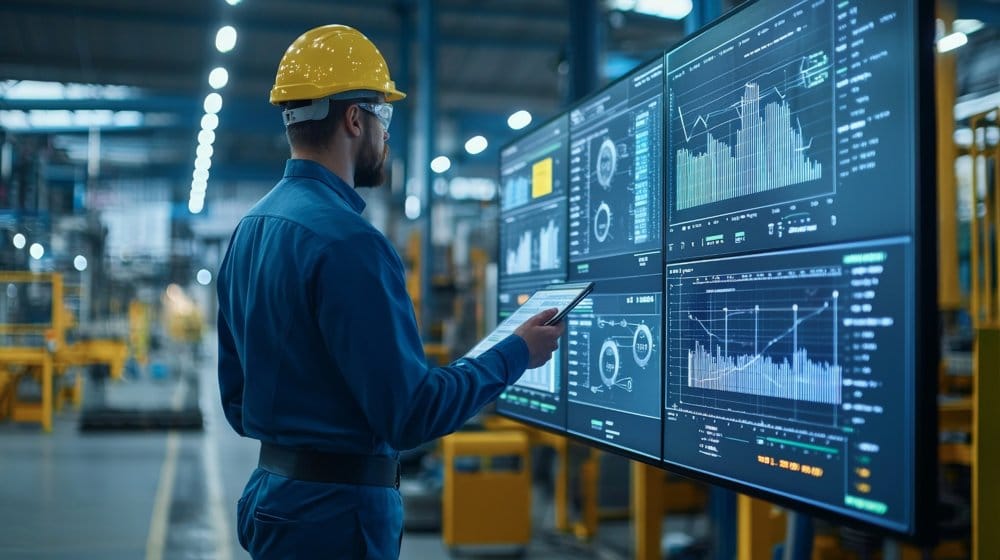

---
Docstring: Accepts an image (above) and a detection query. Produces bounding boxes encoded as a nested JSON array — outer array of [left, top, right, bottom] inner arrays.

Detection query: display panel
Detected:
[[665, 0, 915, 261], [665, 238, 915, 531], [499, 116, 570, 286], [566, 275, 662, 459], [496, 116, 571, 429], [495, 281, 566, 429], [568, 60, 664, 279]]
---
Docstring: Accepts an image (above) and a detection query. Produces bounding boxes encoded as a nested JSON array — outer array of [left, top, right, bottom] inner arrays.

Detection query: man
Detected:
[[217, 25, 564, 559]]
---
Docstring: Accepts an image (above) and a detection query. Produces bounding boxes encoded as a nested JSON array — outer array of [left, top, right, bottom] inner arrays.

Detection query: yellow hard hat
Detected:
[[270, 24, 405, 105]]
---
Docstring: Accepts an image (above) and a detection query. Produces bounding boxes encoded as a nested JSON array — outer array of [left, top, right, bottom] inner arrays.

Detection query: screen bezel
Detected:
[[494, 0, 937, 544]]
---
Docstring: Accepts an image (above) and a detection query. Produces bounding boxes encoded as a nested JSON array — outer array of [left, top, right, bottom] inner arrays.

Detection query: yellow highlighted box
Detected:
[[531, 158, 553, 198]]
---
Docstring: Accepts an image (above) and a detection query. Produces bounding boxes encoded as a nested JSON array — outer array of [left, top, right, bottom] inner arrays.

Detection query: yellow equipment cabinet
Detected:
[[0, 272, 64, 432], [442, 430, 532, 552]]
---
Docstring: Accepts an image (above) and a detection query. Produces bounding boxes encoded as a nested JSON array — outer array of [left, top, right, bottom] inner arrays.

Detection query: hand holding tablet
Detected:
[[465, 282, 594, 369]]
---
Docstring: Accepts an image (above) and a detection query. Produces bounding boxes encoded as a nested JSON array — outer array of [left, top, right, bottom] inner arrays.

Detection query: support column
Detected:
[[568, 0, 602, 105], [711, 488, 738, 560], [631, 461, 664, 560], [417, 0, 436, 337], [935, 1, 961, 310], [737, 495, 786, 560], [974, 326, 1000, 560], [394, 0, 413, 209]]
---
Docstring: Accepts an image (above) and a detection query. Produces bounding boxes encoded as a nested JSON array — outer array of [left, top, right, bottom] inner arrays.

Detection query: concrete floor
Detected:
[[0, 345, 701, 559]]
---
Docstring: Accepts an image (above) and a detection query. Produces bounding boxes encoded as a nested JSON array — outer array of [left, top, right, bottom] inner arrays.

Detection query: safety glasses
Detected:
[[356, 102, 393, 133]]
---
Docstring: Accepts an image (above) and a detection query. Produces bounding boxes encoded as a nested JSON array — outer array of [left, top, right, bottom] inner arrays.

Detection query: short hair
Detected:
[[282, 97, 378, 150]]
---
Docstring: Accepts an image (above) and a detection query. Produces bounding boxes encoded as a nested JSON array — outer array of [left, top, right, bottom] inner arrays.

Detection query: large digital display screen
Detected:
[[496, 116, 570, 428], [660, 0, 935, 539], [493, 0, 935, 541], [568, 60, 664, 280]]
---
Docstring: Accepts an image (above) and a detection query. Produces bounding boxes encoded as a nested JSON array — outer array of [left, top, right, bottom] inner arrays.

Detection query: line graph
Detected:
[[667, 257, 849, 423], [674, 52, 830, 144], [685, 295, 842, 404], [667, 2, 835, 224]]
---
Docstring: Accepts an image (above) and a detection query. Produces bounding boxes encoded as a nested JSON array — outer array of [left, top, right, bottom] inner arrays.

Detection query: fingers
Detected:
[[526, 307, 559, 326]]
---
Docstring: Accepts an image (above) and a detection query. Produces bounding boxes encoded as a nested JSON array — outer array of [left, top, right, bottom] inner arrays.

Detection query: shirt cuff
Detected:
[[491, 334, 530, 385]]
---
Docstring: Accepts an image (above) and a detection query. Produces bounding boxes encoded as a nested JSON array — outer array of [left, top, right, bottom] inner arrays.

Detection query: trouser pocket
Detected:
[[249, 507, 366, 559]]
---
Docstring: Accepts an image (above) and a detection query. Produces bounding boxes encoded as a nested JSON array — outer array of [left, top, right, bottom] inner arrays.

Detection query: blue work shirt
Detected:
[[217, 159, 529, 456]]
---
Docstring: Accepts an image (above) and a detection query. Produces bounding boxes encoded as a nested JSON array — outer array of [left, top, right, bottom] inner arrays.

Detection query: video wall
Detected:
[[493, 0, 936, 540]]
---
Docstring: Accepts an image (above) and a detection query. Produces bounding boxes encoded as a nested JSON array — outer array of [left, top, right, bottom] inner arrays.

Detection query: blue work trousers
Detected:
[[236, 468, 404, 559]]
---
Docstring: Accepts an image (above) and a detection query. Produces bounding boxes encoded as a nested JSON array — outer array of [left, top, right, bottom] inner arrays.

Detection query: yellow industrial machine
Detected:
[[0, 272, 65, 432], [442, 429, 533, 552], [0, 271, 128, 431]]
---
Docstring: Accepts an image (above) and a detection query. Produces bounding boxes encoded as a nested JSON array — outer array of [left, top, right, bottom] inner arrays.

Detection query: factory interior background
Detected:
[[0, 0, 998, 558]]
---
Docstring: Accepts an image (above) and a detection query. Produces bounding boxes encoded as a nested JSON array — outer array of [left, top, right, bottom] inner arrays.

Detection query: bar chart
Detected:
[[503, 215, 562, 276], [674, 82, 824, 211]]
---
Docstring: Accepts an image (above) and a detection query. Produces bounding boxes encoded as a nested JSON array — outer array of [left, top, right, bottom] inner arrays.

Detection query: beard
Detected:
[[354, 129, 389, 188]]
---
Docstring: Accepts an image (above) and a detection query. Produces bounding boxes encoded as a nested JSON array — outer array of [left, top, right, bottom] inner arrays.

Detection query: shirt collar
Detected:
[[283, 159, 366, 214]]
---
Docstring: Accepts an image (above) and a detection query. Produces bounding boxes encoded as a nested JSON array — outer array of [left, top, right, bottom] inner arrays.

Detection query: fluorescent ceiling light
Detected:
[[953, 19, 985, 35], [608, 0, 692, 20], [937, 32, 968, 53], [29, 243, 44, 260], [465, 135, 488, 155], [430, 156, 451, 174], [507, 110, 532, 130], [404, 195, 421, 220], [216, 26, 238, 53], [194, 156, 212, 171], [0, 80, 139, 101], [189, 199, 205, 214], [196, 144, 214, 159], [12, 233, 26, 249], [208, 67, 229, 90], [197, 269, 213, 285], [204, 93, 223, 115], [198, 129, 215, 145], [201, 113, 219, 131], [73, 255, 88, 271]]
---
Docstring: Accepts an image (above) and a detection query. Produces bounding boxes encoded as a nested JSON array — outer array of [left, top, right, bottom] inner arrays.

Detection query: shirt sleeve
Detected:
[[313, 231, 529, 451], [217, 293, 246, 436]]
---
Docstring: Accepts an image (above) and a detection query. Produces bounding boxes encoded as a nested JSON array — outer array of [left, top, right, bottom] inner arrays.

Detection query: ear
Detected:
[[343, 104, 364, 138]]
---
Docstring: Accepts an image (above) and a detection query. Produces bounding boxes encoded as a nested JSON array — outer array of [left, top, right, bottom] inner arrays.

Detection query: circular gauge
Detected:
[[596, 138, 616, 189], [593, 202, 612, 243], [632, 323, 653, 368], [599, 339, 620, 388]]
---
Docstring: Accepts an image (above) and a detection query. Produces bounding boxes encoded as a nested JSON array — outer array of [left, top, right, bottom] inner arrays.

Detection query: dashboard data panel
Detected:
[[566, 275, 663, 459], [569, 60, 664, 280], [665, 0, 915, 261]]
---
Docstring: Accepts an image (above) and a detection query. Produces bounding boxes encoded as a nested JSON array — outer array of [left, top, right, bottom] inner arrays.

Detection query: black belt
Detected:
[[258, 443, 400, 489]]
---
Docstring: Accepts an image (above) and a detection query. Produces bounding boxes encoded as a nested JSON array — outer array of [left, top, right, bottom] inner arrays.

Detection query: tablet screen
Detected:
[[464, 282, 593, 359]]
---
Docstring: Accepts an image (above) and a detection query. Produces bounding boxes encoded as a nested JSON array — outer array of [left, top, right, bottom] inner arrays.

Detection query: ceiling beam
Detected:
[[0, 0, 564, 51], [958, 0, 1000, 25]]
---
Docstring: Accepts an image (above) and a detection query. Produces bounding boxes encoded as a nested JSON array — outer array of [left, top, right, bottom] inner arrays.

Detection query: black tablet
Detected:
[[464, 282, 594, 359]]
